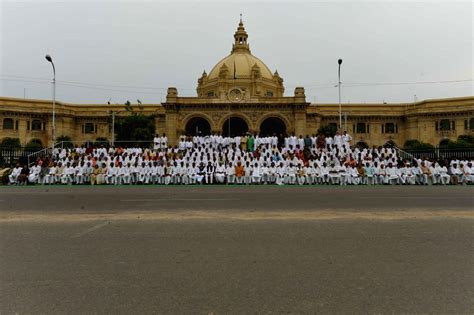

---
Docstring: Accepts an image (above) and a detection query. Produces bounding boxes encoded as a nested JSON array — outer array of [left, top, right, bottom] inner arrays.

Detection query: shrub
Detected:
[[94, 137, 109, 147], [0, 137, 21, 149], [403, 139, 434, 151], [24, 139, 44, 152], [355, 141, 369, 149], [56, 135, 74, 149]]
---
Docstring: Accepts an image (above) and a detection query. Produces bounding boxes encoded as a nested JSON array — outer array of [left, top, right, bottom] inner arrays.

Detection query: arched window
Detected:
[[260, 117, 287, 136], [2, 118, 14, 130], [222, 117, 248, 137], [31, 119, 42, 131], [185, 117, 211, 136]]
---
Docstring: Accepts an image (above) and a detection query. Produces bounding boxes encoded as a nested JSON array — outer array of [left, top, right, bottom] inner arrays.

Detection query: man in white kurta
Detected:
[[8, 165, 22, 185], [215, 162, 226, 184]]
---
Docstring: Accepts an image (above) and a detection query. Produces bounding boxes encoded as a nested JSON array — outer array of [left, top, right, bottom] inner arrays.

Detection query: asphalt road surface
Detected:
[[0, 186, 473, 314]]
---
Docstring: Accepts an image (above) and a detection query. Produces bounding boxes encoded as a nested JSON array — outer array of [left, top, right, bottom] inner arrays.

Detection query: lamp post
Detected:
[[111, 111, 118, 147], [338, 58, 343, 129], [45, 54, 56, 150], [110, 110, 123, 147]]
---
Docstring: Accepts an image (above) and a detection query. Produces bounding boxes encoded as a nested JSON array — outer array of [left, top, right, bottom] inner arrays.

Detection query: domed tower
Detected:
[[197, 17, 285, 100]]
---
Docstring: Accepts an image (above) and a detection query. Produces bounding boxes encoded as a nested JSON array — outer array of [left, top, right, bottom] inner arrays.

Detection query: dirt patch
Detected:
[[0, 209, 472, 223]]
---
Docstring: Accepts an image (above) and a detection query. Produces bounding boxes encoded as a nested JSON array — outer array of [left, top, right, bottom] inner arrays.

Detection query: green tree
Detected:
[[403, 139, 435, 151], [0, 137, 21, 149], [442, 135, 474, 149], [24, 139, 44, 152], [317, 125, 337, 137], [115, 114, 155, 147], [94, 137, 109, 147], [457, 135, 474, 146]]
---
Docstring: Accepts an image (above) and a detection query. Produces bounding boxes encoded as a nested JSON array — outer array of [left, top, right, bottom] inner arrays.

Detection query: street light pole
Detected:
[[338, 58, 343, 130], [110, 110, 121, 147], [45, 54, 56, 150], [112, 111, 115, 147]]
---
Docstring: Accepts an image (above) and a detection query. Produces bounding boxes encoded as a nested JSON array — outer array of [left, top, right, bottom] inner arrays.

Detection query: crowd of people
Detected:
[[6, 132, 474, 186]]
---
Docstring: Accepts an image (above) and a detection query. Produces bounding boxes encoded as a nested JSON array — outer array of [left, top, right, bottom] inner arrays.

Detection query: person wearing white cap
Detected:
[[402, 163, 416, 185], [267, 162, 277, 184], [286, 163, 297, 185], [386, 163, 400, 185], [122, 163, 132, 185], [275, 162, 286, 185], [186, 162, 196, 185], [215, 161, 226, 184], [251, 162, 262, 184]]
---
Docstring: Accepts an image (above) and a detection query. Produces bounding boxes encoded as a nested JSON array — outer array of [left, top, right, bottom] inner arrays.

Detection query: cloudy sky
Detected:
[[1, 0, 472, 104]]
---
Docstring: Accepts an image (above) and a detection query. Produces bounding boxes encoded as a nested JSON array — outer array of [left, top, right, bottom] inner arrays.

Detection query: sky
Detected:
[[0, 0, 472, 104]]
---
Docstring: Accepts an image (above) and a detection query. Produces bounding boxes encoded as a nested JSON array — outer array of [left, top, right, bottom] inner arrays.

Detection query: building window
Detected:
[[356, 123, 367, 134], [328, 122, 338, 130], [383, 122, 396, 134], [470, 118, 474, 130], [207, 91, 215, 97], [84, 123, 95, 134], [266, 91, 274, 97], [31, 119, 42, 131], [2, 118, 14, 130], [439, 119, 451, 131]]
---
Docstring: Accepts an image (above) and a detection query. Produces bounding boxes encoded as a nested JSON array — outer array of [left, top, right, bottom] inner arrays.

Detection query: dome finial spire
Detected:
[[232, 15, 250, 53]]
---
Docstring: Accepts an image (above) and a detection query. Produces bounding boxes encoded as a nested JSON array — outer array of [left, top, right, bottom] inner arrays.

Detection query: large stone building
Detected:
[[1, 19, 473, 148]]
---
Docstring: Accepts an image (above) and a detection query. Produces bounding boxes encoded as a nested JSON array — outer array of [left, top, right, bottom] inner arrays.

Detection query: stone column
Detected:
[[164, 87, 179, 146], [294, 110, 307, 137], [165, 108, 178, 146], [293, 87, 308, 136]]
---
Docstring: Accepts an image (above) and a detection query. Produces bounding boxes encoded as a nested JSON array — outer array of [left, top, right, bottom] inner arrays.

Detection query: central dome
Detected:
[[197, 18, 284, 99], [207, 52, 274, 81]]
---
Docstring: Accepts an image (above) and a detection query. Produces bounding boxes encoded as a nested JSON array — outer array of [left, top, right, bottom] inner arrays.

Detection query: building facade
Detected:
[[1, 20, 473, 148]]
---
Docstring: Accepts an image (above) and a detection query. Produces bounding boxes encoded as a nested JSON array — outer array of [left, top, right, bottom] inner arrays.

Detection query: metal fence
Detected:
[[383, 141, 474, 161], [0, 147, 31, 166], [404, 148, 474, 160]]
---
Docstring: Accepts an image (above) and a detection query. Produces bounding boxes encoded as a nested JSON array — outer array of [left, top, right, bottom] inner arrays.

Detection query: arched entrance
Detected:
[[222, 117, 249, 137], [185, 117, 211, 136], [260, 117, 287, 136]]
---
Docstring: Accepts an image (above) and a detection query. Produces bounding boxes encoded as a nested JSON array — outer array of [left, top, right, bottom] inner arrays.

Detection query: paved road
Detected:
[[0, 186, 473, 313], [0, 185, 472, 213]]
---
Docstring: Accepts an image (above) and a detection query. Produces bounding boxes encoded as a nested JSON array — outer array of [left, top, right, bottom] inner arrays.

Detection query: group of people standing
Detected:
[[6, 132, 474, 186]]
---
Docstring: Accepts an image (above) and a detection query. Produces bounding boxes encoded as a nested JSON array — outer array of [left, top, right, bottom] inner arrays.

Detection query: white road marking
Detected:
[[121, 198, 240, 202], [72, 221, 109, 238]]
